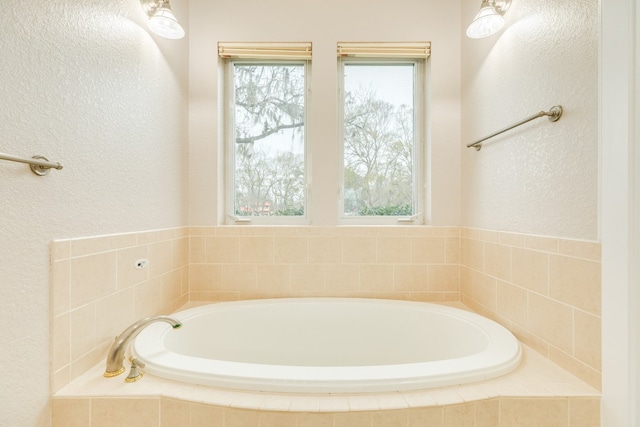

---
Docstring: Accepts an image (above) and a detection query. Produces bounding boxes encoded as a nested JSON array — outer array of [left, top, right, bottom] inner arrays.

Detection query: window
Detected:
[[220, 43, 311, 224], [338, 42, 428, 224], [219, 41, 429, 225]]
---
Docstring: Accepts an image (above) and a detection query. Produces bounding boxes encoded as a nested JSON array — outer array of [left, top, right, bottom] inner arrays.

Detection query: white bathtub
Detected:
[[132, 298, 521, 393]]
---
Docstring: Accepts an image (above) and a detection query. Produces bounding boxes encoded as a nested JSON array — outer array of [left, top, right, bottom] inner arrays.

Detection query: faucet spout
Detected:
[[104, 315, 182, 378]]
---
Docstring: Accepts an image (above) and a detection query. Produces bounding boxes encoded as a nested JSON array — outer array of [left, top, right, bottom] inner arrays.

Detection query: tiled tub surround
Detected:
[[50, 225, 602, 423], [51, 228, 190, 393], [459, 228, 602, 390], [188, 226, 461, 302], [52, 344, 599, 427]]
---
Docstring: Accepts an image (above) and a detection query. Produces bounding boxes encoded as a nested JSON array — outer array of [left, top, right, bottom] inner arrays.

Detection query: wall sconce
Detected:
[[140, 0, 185, 39], [466, 0, 511, 39]]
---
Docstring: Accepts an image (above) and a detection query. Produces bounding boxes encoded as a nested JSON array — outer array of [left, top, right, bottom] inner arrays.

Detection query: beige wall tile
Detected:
[[206, 236, 240, 264], [156, 229, 179, 242], [273, 236, 309, 264], [325, 264, 360, 292], [309, 236, 342, 264], [549, 255, 601, 315], [569, 398, 600, 427], [408, 407, 443, 426], [51, 260, 70, 316], [240, 227, 275, 237], [70, 341, 109, 380], [172, 238, 189, 270], [477, 229, 500, 243], [117, 246, 149, 289], [443, 403, 474, 426], [95, 289, 134, 345], [256, 264, 292, 293], [473, 273, 497, 311], [496, 281, 528, 327], [548, 346, 602, 390], [394, 265, 428, 292], [499, 398, 568, 427], [461, 238, 483, 271], [558, 239, 601, 261], [136, 231, 160, 245], [445, 237, 460, 264], [51, 398, 90, 427], [224, 408, 261, 427], [528, 294, 573, 354], [190, 291, 237, 301], [291, 264, 325, 292], [91, 398, 159, 427], [510, 248, 548, 295], [189, 402, 224, 427], [271, 226, 311, 237], [239, 237, 274, 264], [574, 310, 602, 371], [189, 236, 206, 263], [51, 240, 71, 261], [524, 235, 558, 253], [70, 304, 96, 361], [160, 398, 190, 427], [149, 241, 173, 278], [360, 264, 395, 292], [343, 236, 377, 263], [189, 264, 223, 292], [160, 269, 185, 307], [223, 264, 257, 291], [484, 242, 510, 281], [460, 266, 474, 297], [378, 236, 411, 263], [52, 313, 70, 372], [474, 399, 499, 427], [108, 233, 137, 250], [71, 236, 109, 257], [433, 227, 460, 237], [133, 278, 164, 319], [297, 413, 334, 427], [334, 412, 372, 427], [371, 410, 407, 427], [411, 237, 446, 264], [428, 265, 460, 292], [260, 411, 298, 427], [70, 252, 117, 307], [498, 232, 525, 247]]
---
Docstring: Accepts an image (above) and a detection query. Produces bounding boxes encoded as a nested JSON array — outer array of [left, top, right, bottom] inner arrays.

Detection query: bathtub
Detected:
[[132, 298, 521, 393]]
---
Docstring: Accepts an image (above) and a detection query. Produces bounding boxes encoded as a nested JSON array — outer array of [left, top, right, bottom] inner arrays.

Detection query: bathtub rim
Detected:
[[132, 298, 522, 393]]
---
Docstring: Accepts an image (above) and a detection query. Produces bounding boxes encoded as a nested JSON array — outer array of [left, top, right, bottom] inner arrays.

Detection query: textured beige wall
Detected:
[[0, 1, 189, 425], [460, 0, 599, 240]]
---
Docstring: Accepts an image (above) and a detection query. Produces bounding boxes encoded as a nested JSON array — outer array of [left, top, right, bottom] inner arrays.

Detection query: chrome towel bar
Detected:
[[0, 152, 64, 176], [467, 105, 563, 151]]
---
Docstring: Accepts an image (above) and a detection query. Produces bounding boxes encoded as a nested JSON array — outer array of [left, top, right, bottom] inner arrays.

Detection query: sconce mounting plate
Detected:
[[492, 0, 511, 14], [140, 0, 162, 17]]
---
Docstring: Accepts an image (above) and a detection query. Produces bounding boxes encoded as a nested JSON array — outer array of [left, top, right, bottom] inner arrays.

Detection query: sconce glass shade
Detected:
[[466, 1, 506, 39], [148, 6, 185, 39]]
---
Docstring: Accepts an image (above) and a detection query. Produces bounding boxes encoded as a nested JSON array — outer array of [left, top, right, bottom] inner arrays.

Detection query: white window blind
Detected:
[[337, 42, 431, 59], [218, 42, 312, 60]]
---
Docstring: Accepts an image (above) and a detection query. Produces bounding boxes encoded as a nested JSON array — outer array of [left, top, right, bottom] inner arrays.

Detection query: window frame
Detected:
[[337, 57, 426, 225], [224, 58, 311, 225]]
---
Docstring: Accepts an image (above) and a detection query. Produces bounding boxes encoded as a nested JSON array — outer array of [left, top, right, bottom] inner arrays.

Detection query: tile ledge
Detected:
[[53, 346, 599, 413]]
